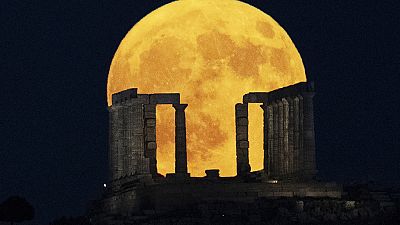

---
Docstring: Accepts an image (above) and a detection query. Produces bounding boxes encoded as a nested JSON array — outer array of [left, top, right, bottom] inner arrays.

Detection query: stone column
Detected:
[[127, 103, 148, 175], [302, 91, 317, 180], [260, 103, 269, 177], [282, 98, 291, 177], [287, 97, 295, 177], [115, 107, 124, 178], [278, 100, 284, 177], [293, 97, 300, 177], [144, 104, 157, 176], [298, 95, 305, 178], [122, 107, 129, 175], [282, 98, 289, 177], [173, 104, 188, 174], [267, 104, 275, 178], [109, 107, 119, 180], [235, 103, 250, 176], [272, 102, 279, 179]]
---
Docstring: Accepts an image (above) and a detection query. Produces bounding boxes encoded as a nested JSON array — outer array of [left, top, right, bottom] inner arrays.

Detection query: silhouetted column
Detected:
[[283, 98, 289, 177], [272, 102, 279, 179], [278, 100, 284, 177], [173, 104, 188, 174], [260, 103, 269, 177], [267, 104, 275, 178], [109, 107, 120, 180], [115, 107, 124, 178], [287, 97, 295, 177], [297, 95, 305, 178], [235, 103, 250, 176], [293, 97, 301, 177], [302, 89, 317, 180], [144, 104, 157, 176]]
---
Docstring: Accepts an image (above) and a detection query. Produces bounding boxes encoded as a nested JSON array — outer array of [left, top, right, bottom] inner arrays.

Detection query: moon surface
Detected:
[[107, 0, 306, 177]]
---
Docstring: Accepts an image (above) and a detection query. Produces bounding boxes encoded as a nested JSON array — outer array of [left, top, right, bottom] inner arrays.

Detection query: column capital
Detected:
[[260, 103, 268, 110], [284, 96, 294, 102], [301, 91, 315, 98], [297, 94, 304, 100], [235, 103, 248, 109], [173, 104, 188, 111]]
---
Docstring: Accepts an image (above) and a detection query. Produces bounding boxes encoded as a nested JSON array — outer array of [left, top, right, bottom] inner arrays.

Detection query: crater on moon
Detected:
[[257, 21, 276, 39]]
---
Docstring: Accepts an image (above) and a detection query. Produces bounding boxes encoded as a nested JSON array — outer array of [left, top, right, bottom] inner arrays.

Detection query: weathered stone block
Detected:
[[129, 98, 147, 105], [150, 94, 180, 104], [145, 119, 156, 127], [235, 104, 248, 117], [236, 148, 246, 156], [144, 104, 156, 112], [145, 148, 155, 158], [132, 128, 144, 135], [235, 112, 248, 118], [145, 131, 156, 141], [145, 126, 155, 133], [137, 94, 149, 104], [236, 148, 249, 163], [277, 191, 294, 197], [145, 127, 156, 141], [239, 141, 249, 148], [243, 92, 268, 103], [112, 88, 137, 105], [236, 126, 248, 134], [243, 93, 258, 103], [236, 133, 248, 141], [144, 112, 156, 119], [147, 142, 157, 150], [237, 118, 248, 126]]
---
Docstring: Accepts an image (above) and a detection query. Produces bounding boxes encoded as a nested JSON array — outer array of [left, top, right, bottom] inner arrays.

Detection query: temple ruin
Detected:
[[108, 82, 317, 182], [108, 90, 189, 179], [236, 81, 317, 181], [90, 82, 342, 224]]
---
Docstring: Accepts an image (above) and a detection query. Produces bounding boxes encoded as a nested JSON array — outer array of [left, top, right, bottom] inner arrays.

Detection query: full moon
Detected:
[[107, 0, 306, 177]]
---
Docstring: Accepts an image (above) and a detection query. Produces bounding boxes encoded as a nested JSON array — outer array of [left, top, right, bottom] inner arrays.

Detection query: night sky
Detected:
[[1, 0, 400, 224]]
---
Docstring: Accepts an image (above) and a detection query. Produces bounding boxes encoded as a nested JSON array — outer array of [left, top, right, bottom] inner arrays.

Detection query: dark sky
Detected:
[[1, 0, 400, 224]]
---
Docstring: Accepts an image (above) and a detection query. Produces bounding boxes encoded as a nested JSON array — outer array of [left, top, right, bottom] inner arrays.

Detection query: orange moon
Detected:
[[107, 0, 306, 177]]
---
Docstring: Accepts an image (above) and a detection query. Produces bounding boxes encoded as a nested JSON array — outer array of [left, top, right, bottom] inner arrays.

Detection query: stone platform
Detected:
[[144, 178, 342, 212], [90, 176, 341, 224]]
